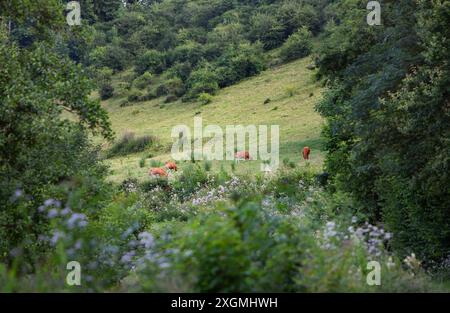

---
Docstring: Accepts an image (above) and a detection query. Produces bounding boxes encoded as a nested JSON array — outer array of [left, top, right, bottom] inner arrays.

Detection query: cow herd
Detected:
[[149, 148, 312, 177]]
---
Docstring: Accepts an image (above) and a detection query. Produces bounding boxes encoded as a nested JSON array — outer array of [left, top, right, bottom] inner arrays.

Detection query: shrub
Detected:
[[119, 178, 139, 194], [250, 13, 285, 50], [186, 65, 219, 100], [165, 62, 192, 82], [170, 164, 209, 200], [279, 27, 312, 62], [164, 95, 178, 103], [203, 160, 212, 172], [155, 84, 169, 97], [127, 90, 143, 102], [135, 50, 166, 75], [99, 83, 114, 100], [89, 45, 128, 72], [133, 72, 153, 90], [106, 132, 155, 158], [96, 67, 114, 86], [215, 42, 266, 88], [143, 89, 158, 101], [198, 93, 213, 105], [167, 41, 204, 67], [140, 177, 169, 193], [163, 77, 186, 97]]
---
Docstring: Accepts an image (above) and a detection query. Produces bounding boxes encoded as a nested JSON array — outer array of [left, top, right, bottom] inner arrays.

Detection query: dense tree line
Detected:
[[315, 0, 449, 263], [81, 0, 329, 101]]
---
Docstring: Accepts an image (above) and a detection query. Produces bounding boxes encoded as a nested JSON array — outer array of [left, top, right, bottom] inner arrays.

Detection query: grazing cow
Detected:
[[235, 151, 251, 161], [165, 161, 178, 171], [149, 167, 168, 177], [302, 147, 311, 160]]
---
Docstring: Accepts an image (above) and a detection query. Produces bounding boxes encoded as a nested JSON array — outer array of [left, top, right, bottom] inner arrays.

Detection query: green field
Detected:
[[103, 57, 325, 183]]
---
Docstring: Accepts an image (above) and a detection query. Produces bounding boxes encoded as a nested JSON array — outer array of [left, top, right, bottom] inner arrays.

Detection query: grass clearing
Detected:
[[102, 57, 325, 183]]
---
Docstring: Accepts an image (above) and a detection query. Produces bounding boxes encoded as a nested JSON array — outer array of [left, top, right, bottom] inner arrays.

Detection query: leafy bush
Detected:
[[250, 13, 285, 50], [96, 67, 114, 86], [135, 50, 166, 75], [198, 93, 213, 105], [140, 177, 169, 193], [170, 164, 210, 200], [0, 39, 112, 265], [165, 62, 193, 82], [215, 42, 266, 88], [167, 41, 204, 67], [280, 27, 312, 62], [89, 45, 128, 72], [106, 132, 155, 158], [127, 193, 442, 292], [186, 65, 219, 100], [149, 159, 163, 168], [168, 77, 187, 97], [127, 90, 143, 102], [99, 83, 114, 100], [133, 72, 153, 90], [315, 0, 450, 263]]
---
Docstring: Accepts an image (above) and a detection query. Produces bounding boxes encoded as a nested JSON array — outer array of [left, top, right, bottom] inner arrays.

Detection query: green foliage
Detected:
[[161, 77, 186, 97], [1, 163, 447, 292], [215, 42, 266, 88], [132, 192, 443, 292], [99, 83, 114, 100], [93, 0, 123, 22], [149, 159, 163, 168], [198, 93, 213, 105], [315, 0, 450, 262], [170, 164, 209, 200], [0, 0, 114, 268], [186, 65, 220, 100], [135, 50, 166, 75], [127, 90, 143, 102], [133, 72, 153, 90], [280, 27, 312, 62], [2, 0, 448, 293], [84, 0, 327, 103], [89, 45, 129, 72], [106, 132, 155, 158], [250, 12, 285, 50], [139, 157, 146, 168]]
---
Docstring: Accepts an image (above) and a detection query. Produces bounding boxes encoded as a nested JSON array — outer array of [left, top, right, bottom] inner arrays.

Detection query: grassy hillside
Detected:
[[103, 57, 324, 183]]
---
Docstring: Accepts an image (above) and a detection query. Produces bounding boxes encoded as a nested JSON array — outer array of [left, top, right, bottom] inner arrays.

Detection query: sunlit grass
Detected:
[[101, 57, 325, 183]]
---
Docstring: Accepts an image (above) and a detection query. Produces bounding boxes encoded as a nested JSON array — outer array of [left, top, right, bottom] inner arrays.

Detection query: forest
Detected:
[[0, 0, 449, 292]]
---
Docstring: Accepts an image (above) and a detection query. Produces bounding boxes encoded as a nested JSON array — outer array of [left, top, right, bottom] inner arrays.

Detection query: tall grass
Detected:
[[106, 132, 156, 158]]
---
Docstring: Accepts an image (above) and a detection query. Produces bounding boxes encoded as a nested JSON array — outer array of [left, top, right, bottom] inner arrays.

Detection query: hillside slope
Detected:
[[103, 57, 324, 183]]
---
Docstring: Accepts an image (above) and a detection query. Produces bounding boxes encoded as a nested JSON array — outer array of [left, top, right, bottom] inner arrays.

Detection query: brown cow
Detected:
[[149, 167, 168, 177], [235, 151, 251, 160], [165, 161, 178, 171], [302, 147, 311, 160]]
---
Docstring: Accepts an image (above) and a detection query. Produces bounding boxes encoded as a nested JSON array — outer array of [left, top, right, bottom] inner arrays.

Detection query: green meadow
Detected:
[[103, 57, 324, 182]]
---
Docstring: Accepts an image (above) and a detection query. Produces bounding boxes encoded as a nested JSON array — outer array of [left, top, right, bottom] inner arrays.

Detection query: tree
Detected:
[[135, 49, 166, 75], [250, 12, 285, 50], [279, 26, 312, 62], [0, 0, 112, 264], [94, 0, 123, 22], [315, 0, 450, 262]]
